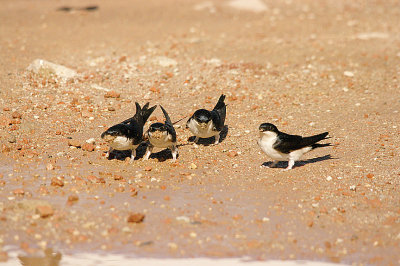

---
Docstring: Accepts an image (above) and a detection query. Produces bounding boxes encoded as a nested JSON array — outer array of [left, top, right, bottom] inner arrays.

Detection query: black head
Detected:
[[259, 123, 279, 133], [149, 122, 167, 132], [193, 109, 212, 123]]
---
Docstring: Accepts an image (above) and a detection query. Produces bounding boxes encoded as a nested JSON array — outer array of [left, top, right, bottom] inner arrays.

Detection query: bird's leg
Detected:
[[130, 148, 136, 163], [285, 159, 295, 170], [214, 134, 220, 145], [144, 145, 153, 160], [171, 144, 178, 162], [106, 147, 113, 159], [194, 136, 199, 144]]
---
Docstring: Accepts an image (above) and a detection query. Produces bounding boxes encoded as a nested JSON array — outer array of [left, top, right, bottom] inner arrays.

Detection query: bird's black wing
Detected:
[[160, 105, 176, 142], [301, 132, 329, 148], [274, 132, 329, 153], [211, 94, 226, 131], [273, 132, 303, 154]]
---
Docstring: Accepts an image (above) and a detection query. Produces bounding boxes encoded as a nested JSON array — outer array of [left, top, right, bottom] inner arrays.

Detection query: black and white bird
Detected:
[[258, 123, 331, 170], [186, 94, 226, 145], [101, 102, 156, 162], [144, 105, 178, 162]]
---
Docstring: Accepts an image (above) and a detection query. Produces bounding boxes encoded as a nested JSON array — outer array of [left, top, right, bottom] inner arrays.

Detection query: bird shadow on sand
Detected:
[[261, 154, 336, 169], [187, 125, 229, 146], [145, 148, 178, 162], [107, 143, 147, 161]]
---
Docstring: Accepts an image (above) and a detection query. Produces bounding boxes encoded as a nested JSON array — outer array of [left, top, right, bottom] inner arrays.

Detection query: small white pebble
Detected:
[[262, 217, 270, 222], [89, 117, 95, 120], [349, 185, 356, 191], [176, 216, 190, 223], [337, 176, 343, 180], [344, 71, 354, 77], [342, 87, 349, 92], [326, 176, 332, 181], [86, 138, 96, 144]]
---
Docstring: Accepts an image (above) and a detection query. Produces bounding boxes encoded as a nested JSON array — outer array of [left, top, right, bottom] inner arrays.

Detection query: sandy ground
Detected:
[[0, 0, 399, 265]]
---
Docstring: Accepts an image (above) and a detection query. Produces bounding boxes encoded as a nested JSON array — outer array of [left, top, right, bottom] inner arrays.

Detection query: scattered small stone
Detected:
[[189, 163, 197, 169], [87, 175, 105, 183], [113, 175, 124, 181], [343, 71, 354, 77], [13, 188, 25, 196], [51, 177, 64, 187], [154, 56, 177, 67], [11, 111, 22, 119], [168, 242, 178, 250], [81, 143, 95, 152], [127, 213, 145, 223], [108, 107, 116, 111], [144, 166, 152, 171], [349, 185, 356, 191], [46, 163, 55, 171], [68, 139, 81, 148], [326, 176, 332, 181], [0, 251, 8, 262], [35, 205, 54, 218], [7, 135, 16, 143], [227, 151, 238, 157], [176, 216, 190, 223], [85, 138, 96, 144], [366, 173, 374, 179], [27, 59, 78, 81], [67, 195, 79, 203], [104, 91, 120, 98]]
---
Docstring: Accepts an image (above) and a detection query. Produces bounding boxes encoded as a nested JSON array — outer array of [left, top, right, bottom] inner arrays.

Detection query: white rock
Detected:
[[326, 176, 332, 181], [27, 59, 78, 81], [228, 0, 268, 12], [154, 56, 177, 67], [355, 32, 389, 40], [91, 84, 110, 92], [86, 138, 96, 144], [204, 58, 222, 67], [176, 216, 190, 223], [343, 71, 354, 77]]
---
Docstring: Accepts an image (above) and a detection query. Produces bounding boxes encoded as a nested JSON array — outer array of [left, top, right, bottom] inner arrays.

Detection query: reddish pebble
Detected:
[[104, 91, 120, 98], [144, 166, 152, 171], [227, 151, 238, 157], [13, 188, 25, 195], [87, 175, 105, 183], [114, 175, 124, 181], [51, 177, 64, 187], [11, 111, 22, 119], [68, 139, 81, 148], [46, 163, 55, 171], [36, 205, 54, 218], [67, 195, 79, 202], [81, 143, 95, 152], [127, 213, 145, 223]]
